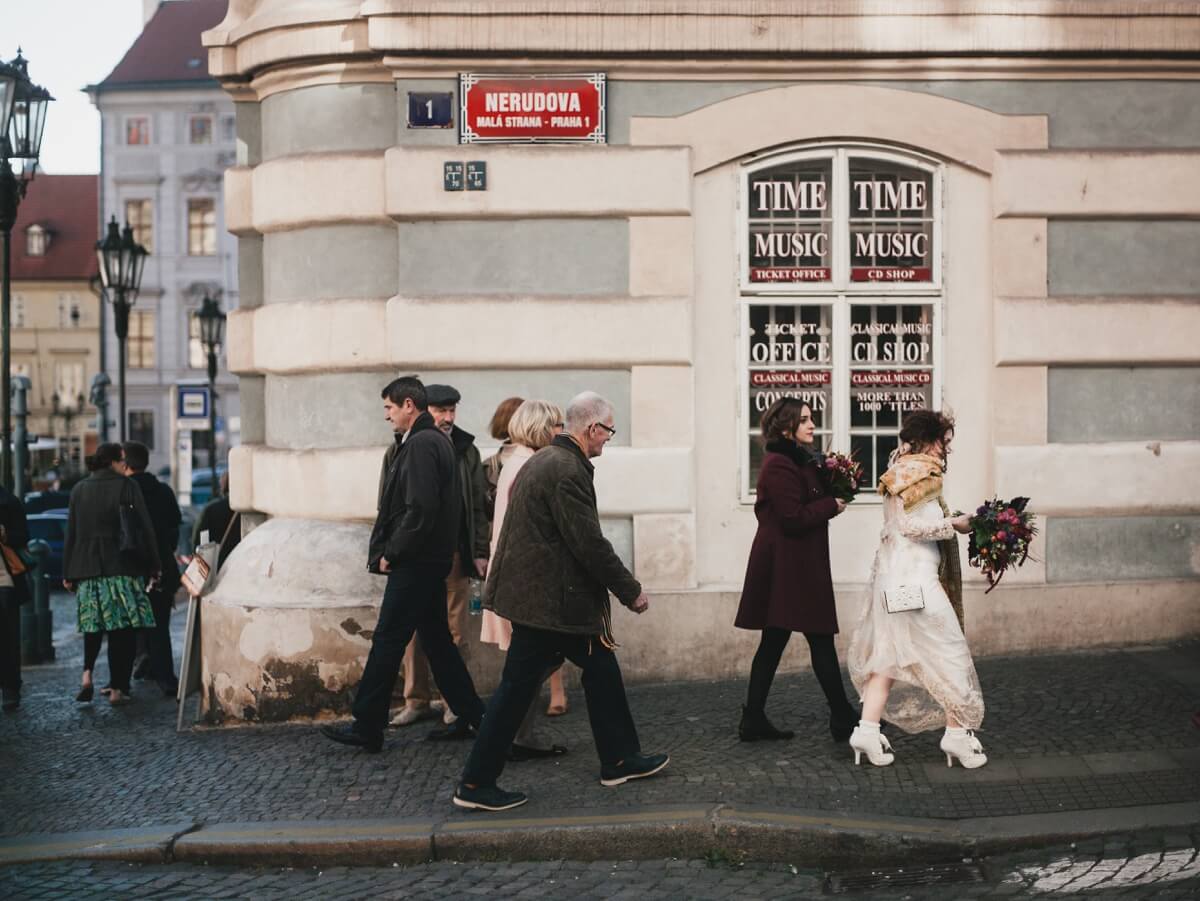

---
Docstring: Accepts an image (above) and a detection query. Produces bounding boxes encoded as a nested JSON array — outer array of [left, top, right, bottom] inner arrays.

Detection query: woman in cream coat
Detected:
[[847, 409, 987, 770]]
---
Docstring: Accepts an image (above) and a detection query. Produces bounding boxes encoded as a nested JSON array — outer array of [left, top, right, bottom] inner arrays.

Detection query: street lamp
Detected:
[[197, 294, 225, 493], [95, 217, 148, 441], [0, 50, 53, 490]]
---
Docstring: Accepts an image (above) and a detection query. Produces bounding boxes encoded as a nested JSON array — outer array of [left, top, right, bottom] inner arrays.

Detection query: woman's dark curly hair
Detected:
[[899, 409, 956, 452], [760, 397, 811, 446], [84, 442, 124, 473]]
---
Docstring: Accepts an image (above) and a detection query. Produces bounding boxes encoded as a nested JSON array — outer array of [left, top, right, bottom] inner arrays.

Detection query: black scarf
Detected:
[[765, 439, 830, 490]]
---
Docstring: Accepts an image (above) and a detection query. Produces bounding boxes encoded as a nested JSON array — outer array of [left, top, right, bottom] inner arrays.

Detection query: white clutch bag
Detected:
[[883, 584, 926, 614]]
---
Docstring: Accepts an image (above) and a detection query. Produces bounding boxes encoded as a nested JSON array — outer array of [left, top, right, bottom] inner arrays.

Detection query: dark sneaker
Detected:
[[453, 784, 528, 812], [320, 723, 383, 753], [600, 752, 670, 787], [425, 718, 478, 742]]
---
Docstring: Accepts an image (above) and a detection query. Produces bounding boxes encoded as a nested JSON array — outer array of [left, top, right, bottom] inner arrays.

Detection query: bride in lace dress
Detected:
[[847, 410, 988, 770]]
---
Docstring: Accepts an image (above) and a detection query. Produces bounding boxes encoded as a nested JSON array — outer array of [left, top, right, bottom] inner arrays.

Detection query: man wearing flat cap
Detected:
[[391, 383, 490, 738]]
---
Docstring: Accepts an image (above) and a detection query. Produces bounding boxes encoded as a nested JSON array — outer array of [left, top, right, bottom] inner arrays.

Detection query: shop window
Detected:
[[126, 117, 151, 145], [125, 199, 153, 252], [740, 145, 942, 499], [189, 115, 213, 144], [187, 198, 216, 256], [128, 311, 156, 369], [128, 410, 155, 450]]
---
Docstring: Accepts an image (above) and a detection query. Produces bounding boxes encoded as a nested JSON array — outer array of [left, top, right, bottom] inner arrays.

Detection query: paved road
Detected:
[[1, 595, 1198, 841], [2, 829, 1198, 899]]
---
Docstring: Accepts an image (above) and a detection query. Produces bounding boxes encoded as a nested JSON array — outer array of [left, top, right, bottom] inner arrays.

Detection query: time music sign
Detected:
[[460, 74, 606, 143]]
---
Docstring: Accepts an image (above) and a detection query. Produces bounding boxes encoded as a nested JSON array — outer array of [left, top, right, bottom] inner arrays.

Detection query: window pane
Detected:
[[187, 199, 217, 256], [128, 311, 156, 369], [746, 158, 833, 285], [189, 116, 212, 144], [848, 158, 934, 284], [125, 199, 153, 252], [126, 117, 150, 145], [128, 411, 155, 450]]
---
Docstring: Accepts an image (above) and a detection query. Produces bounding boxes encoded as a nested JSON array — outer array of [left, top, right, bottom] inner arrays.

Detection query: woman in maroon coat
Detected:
[[734, 397, 858, 743]]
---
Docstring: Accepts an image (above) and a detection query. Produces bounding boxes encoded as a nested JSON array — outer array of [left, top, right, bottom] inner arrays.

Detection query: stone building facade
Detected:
[[199, 1, 1200, 722]]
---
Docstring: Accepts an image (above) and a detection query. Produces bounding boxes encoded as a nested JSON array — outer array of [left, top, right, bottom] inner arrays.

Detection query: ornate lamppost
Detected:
[[0, 50, 52, 489], [95, 218, 148, 441], [197, 294, 225, 492]]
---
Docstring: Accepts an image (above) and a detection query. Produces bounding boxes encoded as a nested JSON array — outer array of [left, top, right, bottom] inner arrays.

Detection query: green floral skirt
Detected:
[[76, 576, 155, 633]]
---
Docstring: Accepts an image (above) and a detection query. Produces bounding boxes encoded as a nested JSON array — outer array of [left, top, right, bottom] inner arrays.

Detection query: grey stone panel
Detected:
[[607, 80, 1200, 148], [263, 225, 398, 303], [261, 84, 397, 161], [1046, 516, 1200, 583], [237, 235, 263, 310], [1049, 367, 1200, 443], [602, 516, 634, 570], [394, 78, 460, 146], [235, 101, 261, 167], [239, 375, 266, 445], [264, 369, 632, 450], [396, 220, 629, 296], [1048, 222, 1200, 296]]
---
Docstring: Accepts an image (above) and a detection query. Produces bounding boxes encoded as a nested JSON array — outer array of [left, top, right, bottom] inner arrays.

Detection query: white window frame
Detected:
[[737, 142, 945, 503]]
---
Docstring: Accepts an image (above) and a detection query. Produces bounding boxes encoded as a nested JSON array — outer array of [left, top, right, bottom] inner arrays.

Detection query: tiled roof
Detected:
[[10, 175, 100, 282], [94, 0, 228, 90]]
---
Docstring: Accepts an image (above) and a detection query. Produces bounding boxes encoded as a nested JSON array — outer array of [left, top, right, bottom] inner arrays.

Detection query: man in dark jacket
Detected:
[[392, 383, 490, 733], [121, 441, 182, 696], [322, 377, 486, 753], [453, 392, 669, 811]]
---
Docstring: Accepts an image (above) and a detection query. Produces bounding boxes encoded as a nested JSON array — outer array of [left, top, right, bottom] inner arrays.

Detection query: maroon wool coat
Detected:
[[734, 448, 841, 635]]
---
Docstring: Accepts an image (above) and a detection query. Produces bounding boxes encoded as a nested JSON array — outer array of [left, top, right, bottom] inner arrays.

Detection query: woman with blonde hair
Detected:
[[847, 409, 987, 770], [480, 399, 569, 759]]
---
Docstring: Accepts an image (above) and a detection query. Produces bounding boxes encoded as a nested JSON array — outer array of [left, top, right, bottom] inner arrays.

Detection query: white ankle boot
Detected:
[[849, 726, 894, 767], [939, 729, 987, 769]]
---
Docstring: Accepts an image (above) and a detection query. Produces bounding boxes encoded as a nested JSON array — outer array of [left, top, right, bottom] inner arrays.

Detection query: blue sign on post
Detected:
[[178, 386, 210, 420]]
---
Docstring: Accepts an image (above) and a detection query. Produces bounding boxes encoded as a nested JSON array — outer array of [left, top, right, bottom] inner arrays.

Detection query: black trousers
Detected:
[[146, 588, 177, 685], [351, 561, 485, 739], [83, 628, 138, 693], [462, 624, 641, 788], [0, 602, 21, 691], [746, 627, 857, 721]]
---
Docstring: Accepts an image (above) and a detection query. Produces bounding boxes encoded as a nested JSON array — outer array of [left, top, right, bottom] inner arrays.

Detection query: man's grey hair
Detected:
[[564, 391, 614, 434]]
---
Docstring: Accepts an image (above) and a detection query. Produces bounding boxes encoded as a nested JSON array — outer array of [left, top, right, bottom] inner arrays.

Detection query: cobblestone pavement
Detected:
[[1, 594, 1197, 837], [2, 830, 1198, 899]]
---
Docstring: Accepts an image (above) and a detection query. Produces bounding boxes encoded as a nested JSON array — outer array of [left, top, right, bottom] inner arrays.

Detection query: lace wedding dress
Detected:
[[847, 495, 985, 734]]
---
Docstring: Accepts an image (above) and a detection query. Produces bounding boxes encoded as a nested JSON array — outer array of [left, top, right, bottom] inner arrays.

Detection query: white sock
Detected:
[[857, 719, 880, 732], [944, 726, 968, 738]]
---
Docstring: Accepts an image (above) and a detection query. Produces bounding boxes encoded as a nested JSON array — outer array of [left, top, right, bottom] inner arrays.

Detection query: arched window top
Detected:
[[741, 143, 941, 293], [25, 223, 50, 257]]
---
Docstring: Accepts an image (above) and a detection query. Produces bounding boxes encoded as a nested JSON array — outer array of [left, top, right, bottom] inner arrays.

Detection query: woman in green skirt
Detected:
[[63, 443, 160, 705]]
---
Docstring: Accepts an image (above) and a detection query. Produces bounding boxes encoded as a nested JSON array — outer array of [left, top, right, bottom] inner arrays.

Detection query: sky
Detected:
[[5, 0, 146, 174]]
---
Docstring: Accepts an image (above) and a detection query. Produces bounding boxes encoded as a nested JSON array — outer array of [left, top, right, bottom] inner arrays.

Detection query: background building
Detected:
[[9, 174, 101, 484], [87, 0, 238, 487], [199, 0, 1200, 722]]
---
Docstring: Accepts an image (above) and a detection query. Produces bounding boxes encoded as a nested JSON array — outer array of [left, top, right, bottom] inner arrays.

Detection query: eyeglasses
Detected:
[[592, 422, 616, 437]]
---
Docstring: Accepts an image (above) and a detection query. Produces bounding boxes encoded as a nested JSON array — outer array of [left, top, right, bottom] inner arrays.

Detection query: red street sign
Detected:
[[850, 267, 933, 282], [460, 74, 606, 143], [751, 370, 832, 387]]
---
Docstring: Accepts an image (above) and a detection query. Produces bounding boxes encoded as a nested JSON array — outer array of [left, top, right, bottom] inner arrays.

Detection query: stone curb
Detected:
[[1, 802, 1197, 869]]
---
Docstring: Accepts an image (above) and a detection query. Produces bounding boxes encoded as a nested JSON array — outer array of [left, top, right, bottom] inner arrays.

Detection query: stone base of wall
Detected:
[[199, 517, 1200, 723]]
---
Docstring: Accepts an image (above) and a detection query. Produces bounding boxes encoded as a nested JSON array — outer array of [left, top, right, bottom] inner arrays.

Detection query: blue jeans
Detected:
[[462, 624, 641, 788], [351, 561, 484, 738]]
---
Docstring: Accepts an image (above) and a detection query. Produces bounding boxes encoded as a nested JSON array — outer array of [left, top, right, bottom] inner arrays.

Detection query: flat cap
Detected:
[[425, 384, 461, 406]]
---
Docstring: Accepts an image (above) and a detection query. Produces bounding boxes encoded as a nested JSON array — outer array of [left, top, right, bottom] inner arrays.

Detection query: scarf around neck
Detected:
[[878, 452, 944, 512]]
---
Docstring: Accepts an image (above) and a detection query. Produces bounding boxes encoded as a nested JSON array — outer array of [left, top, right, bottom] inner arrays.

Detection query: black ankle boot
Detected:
[[738, 705, 795, 742], [829, 708, 858, 743]]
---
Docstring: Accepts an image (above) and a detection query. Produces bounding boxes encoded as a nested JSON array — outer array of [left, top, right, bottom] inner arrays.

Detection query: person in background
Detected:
[[191, 473, 241, 569], [391, 383, 490, 740], [121, 442, 182, 697], [479, 399, 568, 760], [63, 443, 159, 706], [0, 483, 31, 712]]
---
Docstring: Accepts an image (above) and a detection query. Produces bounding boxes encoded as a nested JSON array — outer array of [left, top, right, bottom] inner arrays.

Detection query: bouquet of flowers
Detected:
[[967, 497, 1038, 593], [823, 452, 865, 503]]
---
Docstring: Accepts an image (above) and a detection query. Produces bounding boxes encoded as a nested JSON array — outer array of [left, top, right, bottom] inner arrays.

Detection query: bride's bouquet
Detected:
[[823, 452, 865, 503], [967, 497, 1038, 593]]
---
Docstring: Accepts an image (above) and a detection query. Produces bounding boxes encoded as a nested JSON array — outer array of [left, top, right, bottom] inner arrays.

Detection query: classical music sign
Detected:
[[460, 74, 606, 143], [747, 163, 934, 284]]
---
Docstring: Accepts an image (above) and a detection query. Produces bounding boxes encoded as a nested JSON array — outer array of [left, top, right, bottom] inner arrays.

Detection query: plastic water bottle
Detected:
[[468, 578, 483, 615]]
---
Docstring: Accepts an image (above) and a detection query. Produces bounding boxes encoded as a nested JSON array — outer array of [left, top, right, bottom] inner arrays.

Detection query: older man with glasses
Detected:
[[452, 391, 669, 812]]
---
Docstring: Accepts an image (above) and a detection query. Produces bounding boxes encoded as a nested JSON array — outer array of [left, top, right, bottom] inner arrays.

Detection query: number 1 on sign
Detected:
[[425, 99, 433, 119]]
